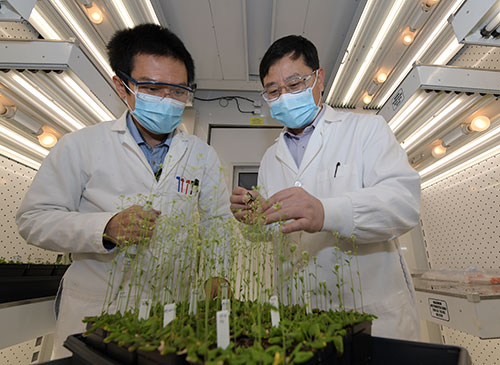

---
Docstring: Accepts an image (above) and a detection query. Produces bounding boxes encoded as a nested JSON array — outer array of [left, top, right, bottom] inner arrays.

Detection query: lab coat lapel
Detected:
[[275, 132, 299, 174], [298, 122, 323, 176], [160, 130, 188, 180]]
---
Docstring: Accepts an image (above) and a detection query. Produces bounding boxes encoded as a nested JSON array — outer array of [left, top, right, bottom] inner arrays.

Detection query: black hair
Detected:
[[259, 35, 319, 85], [107, 23, 195, 86]]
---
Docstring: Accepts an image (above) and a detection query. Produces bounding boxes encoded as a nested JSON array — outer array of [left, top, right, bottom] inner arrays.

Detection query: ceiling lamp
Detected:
[[402, 30, 415, 46], [431, 142, 446, 158], [422, 0, 441, 10], [376, 72, 387, 84], [37, 126, 58, 148], [363, 94, 373, 105], [82, 1, 104, 25], [468, 116, 491, 132]]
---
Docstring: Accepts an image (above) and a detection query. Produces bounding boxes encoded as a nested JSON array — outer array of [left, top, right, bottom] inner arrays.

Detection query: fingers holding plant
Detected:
[[103, 204, 161, 246], [263, 187, 324, 234], [229, 186, 270, 224]]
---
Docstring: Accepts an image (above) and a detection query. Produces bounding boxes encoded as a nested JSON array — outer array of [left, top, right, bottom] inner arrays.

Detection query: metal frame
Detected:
[[378, 64, 500, 122], [0, 40, 123, 117], [450, 0, 500, 47]]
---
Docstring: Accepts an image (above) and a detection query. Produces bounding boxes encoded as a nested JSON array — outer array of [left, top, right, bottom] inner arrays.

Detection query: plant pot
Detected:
[[0, 276, 62, 303], [84, 327, 108, 353], [107, 341, 137, 365], [52, 264, 70, 276]]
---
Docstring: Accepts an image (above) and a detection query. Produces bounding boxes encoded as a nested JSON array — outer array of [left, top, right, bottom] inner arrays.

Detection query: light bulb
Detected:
[[86, 3, 104, 24], [431, 144, 446, 158], [403, 32, 414, 45], [38, 132, 57, 148], [363, 94, 372, 105], [423, 0, 440, 8], [469, 116, 490, 132], [376, 72, 387, 84]]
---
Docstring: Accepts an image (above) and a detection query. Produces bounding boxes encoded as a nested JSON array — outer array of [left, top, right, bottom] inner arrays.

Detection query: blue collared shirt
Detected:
[[284, 106, 325, 168], [126, 113, 173, 175]]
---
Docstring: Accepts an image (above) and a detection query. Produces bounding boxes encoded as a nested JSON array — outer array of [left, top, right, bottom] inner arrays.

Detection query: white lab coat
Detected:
[[16, 112, 231, 358], [259, 104, 421, 340]]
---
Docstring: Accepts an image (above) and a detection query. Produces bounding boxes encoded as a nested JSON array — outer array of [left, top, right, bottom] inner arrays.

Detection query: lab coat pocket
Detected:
[[317, 163, 357, 196]]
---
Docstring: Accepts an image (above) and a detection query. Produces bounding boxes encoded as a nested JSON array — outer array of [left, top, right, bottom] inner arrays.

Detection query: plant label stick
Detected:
[[216, 310, 230, 349], [163, 303, 176, 326], [189, 289, 198, 315], [222, 299, 230, 312], [139, 299, 150, 320], [270, 295, 280, 327], [305, 291, 312, 315]]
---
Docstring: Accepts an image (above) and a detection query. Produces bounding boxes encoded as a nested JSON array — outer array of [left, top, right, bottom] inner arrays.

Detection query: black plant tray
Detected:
[[65, 321, 370, 365], [63, 330, 472, 365], [0, 264, 69, 303]]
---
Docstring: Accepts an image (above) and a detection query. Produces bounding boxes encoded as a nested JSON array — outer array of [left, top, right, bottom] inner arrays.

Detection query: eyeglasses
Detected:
[[118, 71, 195, 103], [261, 70, 318, 102]]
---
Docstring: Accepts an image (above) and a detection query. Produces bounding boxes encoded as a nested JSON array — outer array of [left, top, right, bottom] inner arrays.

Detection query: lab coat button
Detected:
[[294, 181, 302, 187]]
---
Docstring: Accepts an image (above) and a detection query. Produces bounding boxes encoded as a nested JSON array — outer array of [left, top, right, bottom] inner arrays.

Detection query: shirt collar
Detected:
[[126, 112, 172, 147]]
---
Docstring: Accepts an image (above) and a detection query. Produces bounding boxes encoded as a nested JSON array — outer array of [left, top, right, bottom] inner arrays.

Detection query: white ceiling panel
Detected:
[[210, 0, 247, 80], [273, 0, 309, 40], [159, 0, 222, 81]]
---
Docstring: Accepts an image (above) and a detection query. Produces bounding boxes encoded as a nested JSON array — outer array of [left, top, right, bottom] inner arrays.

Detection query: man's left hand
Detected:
[[262, 187, 324, 234]]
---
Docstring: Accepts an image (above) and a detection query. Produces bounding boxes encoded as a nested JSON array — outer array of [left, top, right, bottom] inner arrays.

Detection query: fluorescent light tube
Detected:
[[62, 75, 114, 121], [0, 124, 48, 157], [378, 0, 466, 108], [342, 1, 405, 105], [421, 122, 500, 187], [51, 0, 114, 78], [29, 8, 62, 40], [326, 0, 375, 104], [0, 144, 42, 170], [110, 0, 135, 28], [401, 97, 464, 150], [12, 74, 86, 131], [145, 1, 160, 25], [388, 93, 426, 133]]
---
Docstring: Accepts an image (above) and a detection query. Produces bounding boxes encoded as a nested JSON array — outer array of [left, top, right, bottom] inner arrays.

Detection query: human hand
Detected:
[[103, 204, 161, 246], [205, 277, 232, 299], [229, 186, 270, 224], [262, 187, 324, 233]]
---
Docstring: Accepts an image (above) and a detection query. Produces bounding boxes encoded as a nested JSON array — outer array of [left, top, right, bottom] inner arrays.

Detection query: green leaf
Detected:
[[294, 351, 314, 363]]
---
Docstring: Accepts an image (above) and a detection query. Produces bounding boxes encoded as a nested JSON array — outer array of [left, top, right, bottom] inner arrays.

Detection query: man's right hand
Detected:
[[229, 187, 269, 224], [103, 204, 161, 246]]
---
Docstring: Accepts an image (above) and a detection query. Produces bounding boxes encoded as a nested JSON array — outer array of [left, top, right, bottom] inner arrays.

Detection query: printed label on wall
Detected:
[[428, 298, 450, 321]]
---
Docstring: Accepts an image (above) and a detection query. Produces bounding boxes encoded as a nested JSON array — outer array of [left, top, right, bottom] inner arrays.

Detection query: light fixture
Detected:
[[84, 3, 104, 24], [451, 0, 500, 46], [50, 0, 114, 78], [388, 94, 426, 133], [0, 124, 48, 158], [376, 72, 387, 84], [420, 120, 500, 187], [431, 142, 447, 158], [422, 0, 441, 10], [326, 0, 376, 104], [378, 0, 465, 109], [468, 116, 490, 132], [363, 94, 373, 105], [37, 126, 58, 148], [402, 30, 415, 46], [144, 1, 160, 25], [341, 1, 405, 105], [0, 145, 41, 170], [29, 8, 62, 40], [11, 74, 86, 131]]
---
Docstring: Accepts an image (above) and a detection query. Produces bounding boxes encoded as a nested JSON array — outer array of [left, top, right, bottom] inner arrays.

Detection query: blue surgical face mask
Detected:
[[128, 92, 186, 135], [268, 87, 320, 129]]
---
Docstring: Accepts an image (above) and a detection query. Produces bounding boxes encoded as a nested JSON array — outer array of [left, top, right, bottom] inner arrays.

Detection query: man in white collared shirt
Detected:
[[230, 35, 421, 341]]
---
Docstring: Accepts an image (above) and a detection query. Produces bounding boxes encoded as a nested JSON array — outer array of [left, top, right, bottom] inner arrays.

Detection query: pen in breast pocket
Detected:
[[334, 162, 341, 178]]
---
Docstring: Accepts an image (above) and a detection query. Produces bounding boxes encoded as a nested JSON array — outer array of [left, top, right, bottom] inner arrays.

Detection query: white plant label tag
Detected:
[[270, 295, 280, 327], [138, 299, 150, 320], [189, 289, 198, 315], [221, 299, 230, 312], [217, 310, 230, 349], [305, 291, 312, 315], [163, 303, 176, 326]]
